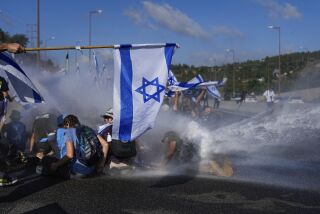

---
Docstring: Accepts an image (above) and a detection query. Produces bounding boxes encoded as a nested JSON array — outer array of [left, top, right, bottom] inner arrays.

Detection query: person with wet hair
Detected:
[[159, 131, 233, 177], [38, 114, 99, 179], [160, 131, 184, 167], [37, 114, 76, 179]]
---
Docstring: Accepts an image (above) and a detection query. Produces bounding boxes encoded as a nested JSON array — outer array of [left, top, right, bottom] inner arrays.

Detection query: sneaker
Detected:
[[0, 174, 18, 187], [36, 165, 43, 175]]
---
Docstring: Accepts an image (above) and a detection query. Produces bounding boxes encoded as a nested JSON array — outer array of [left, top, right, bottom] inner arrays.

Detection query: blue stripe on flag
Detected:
[[165, 44, 175, 76], [32, 89, 43, 103], [0, 53, 29, 79], [196, 74, 204, 83], [119, 46, 133, 141]]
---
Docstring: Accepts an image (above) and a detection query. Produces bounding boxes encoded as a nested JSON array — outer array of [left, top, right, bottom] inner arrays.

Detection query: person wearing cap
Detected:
[[96, 108, 113, 173], [2, 110, 27, 151]]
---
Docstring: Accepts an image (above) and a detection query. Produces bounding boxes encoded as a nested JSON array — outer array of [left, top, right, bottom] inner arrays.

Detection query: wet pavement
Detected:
[[1, 167, 320, 214]]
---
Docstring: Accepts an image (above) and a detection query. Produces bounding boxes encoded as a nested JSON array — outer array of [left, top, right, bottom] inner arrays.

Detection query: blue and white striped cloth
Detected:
[[0, 52, 44, 103], [113, 43, 176, 141]]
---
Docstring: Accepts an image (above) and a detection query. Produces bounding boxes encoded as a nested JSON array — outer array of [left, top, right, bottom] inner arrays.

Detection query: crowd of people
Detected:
[[162, 89, 223, 127], [0, 42, 232, 187]]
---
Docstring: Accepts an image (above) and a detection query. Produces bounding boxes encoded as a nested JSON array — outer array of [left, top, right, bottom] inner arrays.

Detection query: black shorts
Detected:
[[110, 140, 136, 159]]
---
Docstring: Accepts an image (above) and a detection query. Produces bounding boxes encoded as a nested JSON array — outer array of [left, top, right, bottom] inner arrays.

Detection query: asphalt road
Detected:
[[1, 104, 320, 213], [1, 167, 320, 214]]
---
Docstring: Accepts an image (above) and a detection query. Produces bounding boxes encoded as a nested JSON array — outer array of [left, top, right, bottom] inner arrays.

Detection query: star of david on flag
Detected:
[[135, 77, 165, 103], [113, 43, 176, 142]]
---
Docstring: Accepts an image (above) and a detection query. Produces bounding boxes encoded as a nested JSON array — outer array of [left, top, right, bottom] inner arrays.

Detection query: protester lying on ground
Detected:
[[28, 113, 57, 156], [2, 110, 27, 152], [96, 108, 113, 173], [159, 131, 233, 177], [159, 131, 199, 168], [38, 114, 102, 179]]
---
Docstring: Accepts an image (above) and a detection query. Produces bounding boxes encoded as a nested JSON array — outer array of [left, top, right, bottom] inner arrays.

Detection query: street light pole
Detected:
[[37, 0, 40, 70], [226, 49, 235, 96], [89, 9, 102, 72], [268, 25, 281, 95]]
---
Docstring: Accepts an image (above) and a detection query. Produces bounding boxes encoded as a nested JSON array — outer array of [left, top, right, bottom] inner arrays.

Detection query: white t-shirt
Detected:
[[263, 90, 275, 103]]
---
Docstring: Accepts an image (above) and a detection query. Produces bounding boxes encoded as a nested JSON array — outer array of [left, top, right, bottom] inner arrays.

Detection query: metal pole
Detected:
[[37, 0, 40, 70], [25, 45, 115, 51], [232, 50, 235, 97], [24, 44, 179, 52], [89, 12, 92, 71]]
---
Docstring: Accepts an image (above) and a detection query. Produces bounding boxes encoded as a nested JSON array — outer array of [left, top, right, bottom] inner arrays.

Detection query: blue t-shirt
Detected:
[[64, 127, 95, 175], [56, 128, 66, 159]]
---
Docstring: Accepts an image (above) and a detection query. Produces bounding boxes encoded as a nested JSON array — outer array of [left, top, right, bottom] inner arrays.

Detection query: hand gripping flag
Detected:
[[113, 43, 176, 141], [0, 52, 44, 103]]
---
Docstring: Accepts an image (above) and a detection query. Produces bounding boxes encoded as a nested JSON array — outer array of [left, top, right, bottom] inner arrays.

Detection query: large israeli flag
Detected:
[[0, 52, 44, 103], [113, 44, 176, 141]]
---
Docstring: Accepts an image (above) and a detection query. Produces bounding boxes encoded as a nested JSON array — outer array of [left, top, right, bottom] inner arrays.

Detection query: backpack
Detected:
[[75, 125, 103, 166]]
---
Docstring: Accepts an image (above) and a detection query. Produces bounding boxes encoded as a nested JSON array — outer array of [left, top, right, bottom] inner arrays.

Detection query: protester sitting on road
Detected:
[[36, 114, 72, 179], [39, 114, 101, 179], [96, 108, 113, 173], [64, 114, 100, 177], [2, 110, 27, 152], [28, 113, 57, 156], [0, 42, 24, 187]]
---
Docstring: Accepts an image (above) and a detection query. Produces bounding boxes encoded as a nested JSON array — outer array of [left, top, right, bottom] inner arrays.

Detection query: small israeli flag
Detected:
[[113, 43, 176, 141], [0, 52, 44, 103], [207, 85, 221, 99], [92, 50, 100, 75], [166, 73, 203, 95]]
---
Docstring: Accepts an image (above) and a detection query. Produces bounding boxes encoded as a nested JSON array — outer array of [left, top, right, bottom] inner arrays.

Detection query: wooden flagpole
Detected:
[[25, 45, 114, 52], [24, 44, 179, 52]]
